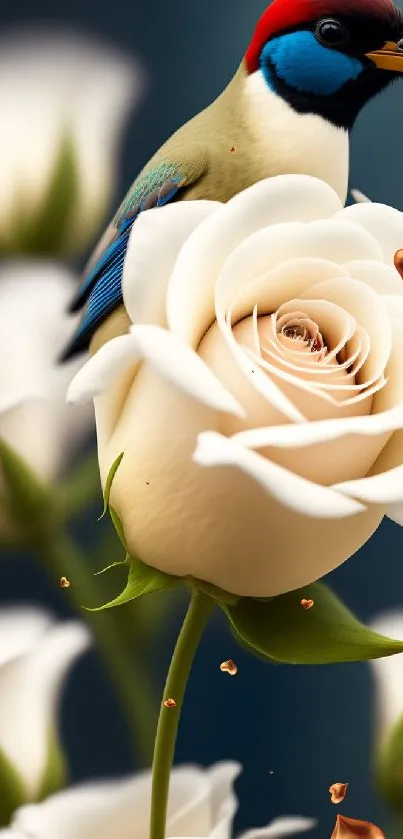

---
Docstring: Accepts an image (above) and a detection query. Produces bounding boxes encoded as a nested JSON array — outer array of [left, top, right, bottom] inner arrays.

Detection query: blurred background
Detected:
[[0, 0, 403, 837]]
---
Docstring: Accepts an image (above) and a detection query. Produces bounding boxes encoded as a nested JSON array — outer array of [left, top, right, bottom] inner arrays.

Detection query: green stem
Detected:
[[150, 590, 214, 839], [35, 530, 157, 766]]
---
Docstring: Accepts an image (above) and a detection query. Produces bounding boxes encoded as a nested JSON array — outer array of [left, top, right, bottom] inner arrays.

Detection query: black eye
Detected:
[[315, 17, 350, 49]]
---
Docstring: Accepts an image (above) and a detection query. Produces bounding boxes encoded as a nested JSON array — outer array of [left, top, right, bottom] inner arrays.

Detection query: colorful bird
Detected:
[[62, 0, 403, 361]]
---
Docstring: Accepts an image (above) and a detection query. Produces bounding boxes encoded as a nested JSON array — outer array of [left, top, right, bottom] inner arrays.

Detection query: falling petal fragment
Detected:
[[329, 783, 349, 804], [163, 698, 177, 709], [394, 249, 403, 280], [331, 815, 385, 838], [300, 598, 315, 610], [60, 576, 71, 589], [220, 659, 238, 676]]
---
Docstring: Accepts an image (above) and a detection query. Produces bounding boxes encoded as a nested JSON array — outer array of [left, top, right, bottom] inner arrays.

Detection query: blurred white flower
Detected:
[[369, 611, 403, 745], [0, 606, 90, 800], [0, 761, 315, 839], [0, 28, 144, 255], [0, 262, 94, 487]]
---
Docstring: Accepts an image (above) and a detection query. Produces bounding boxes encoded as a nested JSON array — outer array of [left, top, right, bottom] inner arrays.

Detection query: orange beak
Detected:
[[366, 40, 403, 72]]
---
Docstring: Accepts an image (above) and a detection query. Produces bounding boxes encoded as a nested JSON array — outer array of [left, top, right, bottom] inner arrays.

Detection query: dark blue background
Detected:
[[1, 0, 403, 836]]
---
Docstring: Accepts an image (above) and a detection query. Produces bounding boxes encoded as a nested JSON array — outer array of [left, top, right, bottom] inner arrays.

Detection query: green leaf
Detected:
[[37, 727, 67, 802], [86, 555, 179, 611], [0, 747, 27, 827], [223, 582, 403, 664], [99, 452, 124, 521]]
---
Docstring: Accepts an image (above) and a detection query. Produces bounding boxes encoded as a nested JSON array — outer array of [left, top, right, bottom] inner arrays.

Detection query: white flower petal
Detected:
[[67, 335, 139, 404], [232, 402, 403, 450], [194, 432, 365, 518], [386, 503, 403, 526], [0, 29, 143, 246], [240, 816, 317, 839], [12, 763, 239, 839], [167, 176, 343, 347], [0, 620, 91, 796], [0, 263, 94, 480], [351, 189, 372, 203], [336, 203, 403, 265], [343, 260, 403, 297], [334, 463, 403, 505], [123, 201, 221, 327], [129, 325, 245, 418], [214, 221, 380, 336], [206, 762, 241, 839], [0, 608, 53, 668], [368, 611, 403, 742]]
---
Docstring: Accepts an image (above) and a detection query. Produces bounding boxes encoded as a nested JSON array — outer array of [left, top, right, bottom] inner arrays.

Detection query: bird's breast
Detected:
[[243, 71, 349, 204]]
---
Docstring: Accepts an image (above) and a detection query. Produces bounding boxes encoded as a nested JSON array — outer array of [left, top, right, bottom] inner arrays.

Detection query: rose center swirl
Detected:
[[276, 311, 324, 353]]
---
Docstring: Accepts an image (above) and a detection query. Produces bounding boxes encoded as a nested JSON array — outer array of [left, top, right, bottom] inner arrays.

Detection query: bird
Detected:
[[61, 0, 403, 361]]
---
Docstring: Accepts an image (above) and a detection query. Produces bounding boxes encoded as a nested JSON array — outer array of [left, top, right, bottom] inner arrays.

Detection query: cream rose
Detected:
[[1, 762, 315, 839], [69, 175, 403, 598]]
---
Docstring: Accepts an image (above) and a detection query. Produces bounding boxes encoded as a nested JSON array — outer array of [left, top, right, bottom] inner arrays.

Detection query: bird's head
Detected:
[[245, 0, 403, 128]]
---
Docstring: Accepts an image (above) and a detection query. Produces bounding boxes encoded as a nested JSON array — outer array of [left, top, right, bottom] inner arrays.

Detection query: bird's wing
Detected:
[[61, 157, 207, 361]]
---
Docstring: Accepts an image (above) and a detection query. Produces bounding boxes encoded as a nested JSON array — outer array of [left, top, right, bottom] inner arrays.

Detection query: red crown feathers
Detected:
[[245, 0, 400, 73]]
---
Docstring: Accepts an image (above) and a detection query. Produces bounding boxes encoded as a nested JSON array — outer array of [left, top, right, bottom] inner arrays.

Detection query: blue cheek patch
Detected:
[[260, 31, 363, 97]]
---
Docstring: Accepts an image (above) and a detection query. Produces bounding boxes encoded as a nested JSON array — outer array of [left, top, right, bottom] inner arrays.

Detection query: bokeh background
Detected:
[[1, 0, 403, 836]]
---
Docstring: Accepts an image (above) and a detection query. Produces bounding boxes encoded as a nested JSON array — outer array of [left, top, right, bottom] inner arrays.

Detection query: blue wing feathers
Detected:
[[60, 172, 184, 361]]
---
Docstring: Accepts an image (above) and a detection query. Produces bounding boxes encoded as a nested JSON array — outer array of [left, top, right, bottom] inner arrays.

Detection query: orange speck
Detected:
[[163, 698, 177, 709], [60, 576, 71, 589], [300, 598, 314, 610]]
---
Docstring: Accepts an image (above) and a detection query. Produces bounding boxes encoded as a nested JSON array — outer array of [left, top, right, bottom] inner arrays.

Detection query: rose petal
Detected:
[[351, 189, 371, 203], [343, 261, 403, 297], [167, 176, 344, 347], [334, 463, 403, 504], [298, 277, 392, 386], [336, 203, 403, 265], [67, 334, 140, 403], [228, 259, 349, 327], [194, 432, 365, 518], [123, 201, 220, 327], [232, 402, 403, 450], [126, 325, 245, 418]]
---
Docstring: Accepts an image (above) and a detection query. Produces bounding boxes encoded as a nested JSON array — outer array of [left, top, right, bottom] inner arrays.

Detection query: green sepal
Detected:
[[0, 439, 56, 541], [36, 727, 67, 802], [94, 559, 129, 576], [223, 582, 403, 664], [4, 135, 80, 257], [86, 555, 179, 611], [192, 578, 240, 607], [0, 747, 28, 827], [99, 452, 124, 521]]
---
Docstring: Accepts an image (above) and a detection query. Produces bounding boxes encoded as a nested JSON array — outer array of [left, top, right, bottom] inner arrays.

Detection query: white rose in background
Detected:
[[69, 175, 403, 598], [0, 606, 90, 801], [0, 262, 93, 498], [368, 611, 403, 816], [0, 761, 315, 839], [369, 611, 403, 747], [0, 28, 144, 255]]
